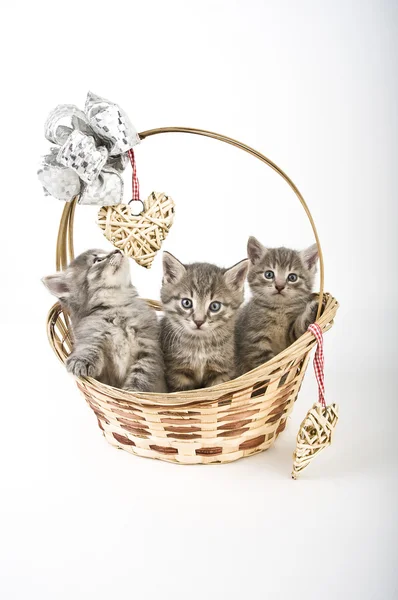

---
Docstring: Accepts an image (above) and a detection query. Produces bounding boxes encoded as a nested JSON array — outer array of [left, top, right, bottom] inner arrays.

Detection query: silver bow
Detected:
[[38, 92, 140, 206]]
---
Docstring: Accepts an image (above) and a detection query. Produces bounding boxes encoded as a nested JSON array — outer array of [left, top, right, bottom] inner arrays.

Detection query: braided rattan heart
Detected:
[[292, 403, 339, 478], [97, 192, 175, 268]]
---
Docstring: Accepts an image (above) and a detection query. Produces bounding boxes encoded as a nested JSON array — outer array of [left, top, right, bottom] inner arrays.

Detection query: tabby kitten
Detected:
[[42, 249, 165, 392], [160, 252, 249, 391], [235, 237, 319, 375]]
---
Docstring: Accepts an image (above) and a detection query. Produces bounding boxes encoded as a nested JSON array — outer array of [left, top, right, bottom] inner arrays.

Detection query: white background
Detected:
[[1, 1, 397, 598]]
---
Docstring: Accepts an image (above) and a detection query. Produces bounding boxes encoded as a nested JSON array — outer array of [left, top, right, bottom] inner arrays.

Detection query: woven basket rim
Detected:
[[47, 292, 338, 408]]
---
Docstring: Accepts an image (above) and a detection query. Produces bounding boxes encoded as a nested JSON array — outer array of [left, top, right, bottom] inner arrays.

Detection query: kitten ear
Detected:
[[42, 273, 70, 299], [301, 244, 319, 271], [247, 236, 266, 264], [224, 259, 249, 290], [162, 252, 186, 284]]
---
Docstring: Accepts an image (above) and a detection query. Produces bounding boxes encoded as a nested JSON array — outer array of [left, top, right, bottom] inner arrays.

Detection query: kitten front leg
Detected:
[[66, 341, 105, 379], [125, 342, 164, 393], [293, 299, 318, 339], [204, 371, 231, 388], [242, 334, 275, 373], [66, 323, 105, 379], [165, 368, 197, 392]]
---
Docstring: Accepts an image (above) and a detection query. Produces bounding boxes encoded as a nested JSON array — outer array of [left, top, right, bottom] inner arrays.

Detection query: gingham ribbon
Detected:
[[308, 323, 326, 408], [128, 149, 140, 201]]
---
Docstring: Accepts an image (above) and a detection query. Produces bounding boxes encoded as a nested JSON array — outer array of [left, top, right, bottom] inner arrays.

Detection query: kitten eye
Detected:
[[287, 273, 298, 282], [209, 301, 221, 312], [181, 298, 193, 309], [264, 270, 274, 280], [93, 256, 106, 264]]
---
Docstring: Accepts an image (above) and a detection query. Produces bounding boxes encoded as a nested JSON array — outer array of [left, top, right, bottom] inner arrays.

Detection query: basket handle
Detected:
[[55, 126, 324, 318]]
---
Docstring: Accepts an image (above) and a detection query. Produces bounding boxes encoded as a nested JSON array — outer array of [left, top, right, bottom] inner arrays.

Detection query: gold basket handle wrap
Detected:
[[55, 127, 325, 317]]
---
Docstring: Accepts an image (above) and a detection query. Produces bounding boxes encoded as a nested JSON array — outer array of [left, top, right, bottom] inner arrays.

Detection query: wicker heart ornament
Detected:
[[292, 403, 339, 479], [98, 192, 175, 268]]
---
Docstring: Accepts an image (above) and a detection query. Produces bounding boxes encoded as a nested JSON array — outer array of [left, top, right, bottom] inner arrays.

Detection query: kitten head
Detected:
[[42, 249, 132, 316], [247, 236, 318, 305], [161, 252, 249, 336]]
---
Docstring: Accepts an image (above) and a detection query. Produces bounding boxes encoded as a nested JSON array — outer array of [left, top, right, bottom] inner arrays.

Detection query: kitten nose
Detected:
[[275, 284, 285, 293], [194, 320, 205, 329], [111, 249, 122, 255]]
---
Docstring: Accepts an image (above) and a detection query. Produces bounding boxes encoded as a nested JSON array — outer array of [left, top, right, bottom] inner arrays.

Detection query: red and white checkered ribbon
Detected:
[[308, 323, 326, 408], [128, 149, 140, 201]]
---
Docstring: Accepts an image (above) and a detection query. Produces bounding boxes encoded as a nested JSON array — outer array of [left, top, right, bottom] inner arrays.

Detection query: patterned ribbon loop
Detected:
[[128, 149, 140, 201], [85, 92, 140, 156], [38, 92, 140, 206], [308, 323, 326, 408], [44, 104, 90, 146]]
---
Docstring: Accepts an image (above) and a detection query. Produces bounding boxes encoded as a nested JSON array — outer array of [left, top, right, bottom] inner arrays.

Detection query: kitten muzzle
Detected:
[[108, 249, 124, 269]]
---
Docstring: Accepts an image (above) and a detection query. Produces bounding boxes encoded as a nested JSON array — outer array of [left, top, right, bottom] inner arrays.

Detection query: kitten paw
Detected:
[[66, 356, 96, 378], [205, 373, 231, 387], [308, 299, 319, 324]]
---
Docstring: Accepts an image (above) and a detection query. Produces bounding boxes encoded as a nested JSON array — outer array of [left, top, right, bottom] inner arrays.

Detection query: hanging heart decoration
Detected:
[[292, 402, 339, 479], [292, 323, 339, 479], [98, 192, 175, 268]]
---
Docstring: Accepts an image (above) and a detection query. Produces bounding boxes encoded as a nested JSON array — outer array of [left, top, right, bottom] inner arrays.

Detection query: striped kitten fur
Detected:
[[42, 249, 165, 392], [160, 252, 249, 391], [235, 237, 319, 375]]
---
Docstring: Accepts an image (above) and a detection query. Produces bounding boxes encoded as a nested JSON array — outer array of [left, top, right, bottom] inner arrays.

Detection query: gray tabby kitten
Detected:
[[160, 252, 249, 391], [236, 237, 319, 375], [42, 249, 165, 392]]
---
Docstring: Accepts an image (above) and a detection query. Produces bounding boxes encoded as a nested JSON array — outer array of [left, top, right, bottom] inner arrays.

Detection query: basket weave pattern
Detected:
[[98, 192, 175, 268], [48, 294, 338, 464], [292, 402, 339, 478]]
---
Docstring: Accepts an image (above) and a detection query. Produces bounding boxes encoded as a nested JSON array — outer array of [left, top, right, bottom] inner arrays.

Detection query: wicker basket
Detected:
[[47, 127, 339, 466]]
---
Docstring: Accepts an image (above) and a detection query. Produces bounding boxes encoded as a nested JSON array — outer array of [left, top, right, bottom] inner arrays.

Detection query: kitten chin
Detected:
[[160, 253, 248, 392]]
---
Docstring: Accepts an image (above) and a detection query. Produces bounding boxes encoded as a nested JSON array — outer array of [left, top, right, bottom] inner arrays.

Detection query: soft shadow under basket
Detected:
[[47, 127, 339, 472]]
